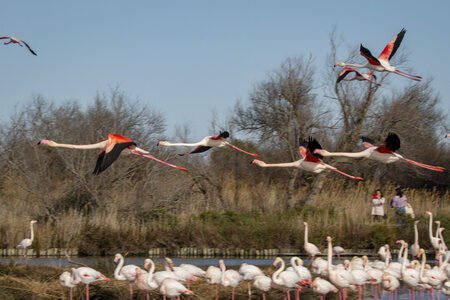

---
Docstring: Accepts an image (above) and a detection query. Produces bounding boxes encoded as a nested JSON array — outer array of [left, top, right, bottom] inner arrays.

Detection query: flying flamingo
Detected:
[[16, 220, 37, 260], [326, 236, 355, 300], [158, 131, 260, 157], [239, 262, 264, 298], [410, 220, 421, 260], [336, 67, 379, 85], [334, 28, 422, 81], [446, 133, 450, 138], [0, 36, 37, 55], [219, 259, 243, 300], [252, 137, 363, 181], [60, 271, 78, 300], [160, 278, 194, 300], [114, 253, 147, 300], [71, 267, 109, 300], [303, 222, 321, 264], [39, 133, 187, 174], [272, 257, 303, 300], [315, 132, 445, 172]]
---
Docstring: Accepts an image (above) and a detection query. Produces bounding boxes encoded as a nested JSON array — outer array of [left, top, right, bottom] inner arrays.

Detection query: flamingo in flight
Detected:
[[314, 132, 445, 172], [334, 28, 422, 81], [38, 133, 187, 174], [252, 137, 363, 181], [336, 67, 379, 86], [0, 36, 37, 55], [158, 131, 260, 157]]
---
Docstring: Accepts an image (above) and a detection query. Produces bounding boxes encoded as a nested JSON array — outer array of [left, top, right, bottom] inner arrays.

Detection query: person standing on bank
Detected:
[[391, 188, 407, 226], [371, 189, 385, 221]]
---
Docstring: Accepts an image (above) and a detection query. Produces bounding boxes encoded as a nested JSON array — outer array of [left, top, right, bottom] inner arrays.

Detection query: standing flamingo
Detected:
[[333, 246, 345, 261], [381, 272, 400, 299], [336, 67, 379, 85], [252, 137, 363, 181], [311, 277, 338, 300], [334, 28, 422, 81], [114, 253, 146, 300], [0, 36, 37, 55], [219, 259, 242, 300], [303, 222, 321, 264], [71, 267, 109, 300], [425, 211, 442, 263], [16, 220, 37, 260], [160, 278, 194, 300], [326, 236, 355, 300], [158, 131, 260, 157], [38, 134, 187, 174], [315, 132, 445, 172], [410, 220, 421, 260], [253, 274, 272, 300], [272, 257, 303, 300], [59, 271, 78, 300], [400, 244, 422, 300], [205, 264, 222, 300], [239, 262, 264, 298], [164, 257, 199, 287]]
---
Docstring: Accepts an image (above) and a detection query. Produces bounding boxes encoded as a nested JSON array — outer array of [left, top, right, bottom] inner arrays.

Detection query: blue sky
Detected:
[[1, 1, 449, 139]]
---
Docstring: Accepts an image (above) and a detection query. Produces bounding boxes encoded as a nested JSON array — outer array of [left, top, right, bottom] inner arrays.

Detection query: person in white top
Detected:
[[371, 189, 385, 221]]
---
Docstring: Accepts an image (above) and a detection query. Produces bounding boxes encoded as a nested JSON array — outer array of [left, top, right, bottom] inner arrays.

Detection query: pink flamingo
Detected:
[[160, 278, 194, 300], [311, 277, 338, 300], [333, 246, 345, 261], [272, 257, 303, 300], [135, 265, 158, 300], [39, 133, 187, 174], [425, 211, 442, 263], [253, 274, 272, 300], [336, 67, 379, 85], [303, 222, 321, 263], [335, 28, 422, 81], [239, 262, 264, 298], [114, 253, 147, 300], [158, 131, 260, 157], [252, 137, 363, 181], [315, 132, 445, 172], [71, 267, 109, 300], [219, 259, 242, 300], [410, 220, 421, 260], [205, 264, 222, 300], [0, 36, 37, 55], [16, 220, 37, 260], [326, 236, 355, 300]]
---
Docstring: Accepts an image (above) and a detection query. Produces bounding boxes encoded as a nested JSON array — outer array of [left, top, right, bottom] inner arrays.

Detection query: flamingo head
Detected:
[[184, 290, 195, 295], [425, 211, 432, 216], [273, 257, 282, 267], [165, 257, 174, 270], [113, 253, 122, 264], [417, 249, 425, 258], [296, 286, 303, 291], [435, 221, 440, 225], [96, 274, 109, 281], [334, 62, 346, 68], [38, 139, 56, 146], [395, 240, 405, 245], [313, 149, 322, 155], [415, 220, 420, 224], [302, 221, 308, 226], [219, 259, 225, 270], [157, 141, 169, 146], [143, 258, 151, 270], [326, 236, 332, 242], [440, 227, 445, 232], [251, 159, 265, 166], [31, 220, 38, 224]]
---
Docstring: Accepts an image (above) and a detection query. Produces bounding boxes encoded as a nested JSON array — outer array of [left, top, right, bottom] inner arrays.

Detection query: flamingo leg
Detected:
[[129, 282, 133, 300], [131, 152, 188, 171], [232, 287, 235, 300], [399, 157, 445, 172], [86, 284, 89, 300], [395, 69, 422, 78], [247, 281, 252, 299], [146, 293, 150, 300], [263, 292, 266, 300], [70, 288, 73, 300], [393, 70, 421, 81], [215, 284, 219, 300], [226, 144, 260, 157], [330, 168, 363, 181], [366, 78, 381, 86]]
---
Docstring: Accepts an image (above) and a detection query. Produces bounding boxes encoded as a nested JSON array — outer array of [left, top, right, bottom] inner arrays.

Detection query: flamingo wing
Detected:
[[336, 68, 358, 83], [361, 136, 378, 148], [0, 37, 11, 40], [93, 149, 106, 175], [299, 146, 307, 159], [179, 145, 212, 156], [378, 28, 406, 61], [360, 44, 381, 66], [306, 137, 323, 160], [300, 137, 322, 163], [93, 134, 136, 174], [22, 41, 37, 56], [383, 132, 401, 152]]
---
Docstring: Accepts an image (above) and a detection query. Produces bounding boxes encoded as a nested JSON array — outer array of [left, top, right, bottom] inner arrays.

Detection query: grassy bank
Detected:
[[0, 180, 448, 256]]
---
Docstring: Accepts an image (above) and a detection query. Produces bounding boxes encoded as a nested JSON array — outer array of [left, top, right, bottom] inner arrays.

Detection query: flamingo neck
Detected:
[[342, 63, 368, 69], [401, 246, 408, 275], [304, 224, 309, 244], [440, 252, 449, 270], [147, 260, 155, 285], [435, 222, 441, 239], [327, 239, 333, 275], [398, 243, 405, 261], [428, 213, 434, 241], [384, 248, 390, 265], [163, 141, 201, 147], [273, 260, 285, 284], [114, 255, 126, 280], [30, 222, 35, 241], [419, 252, 427, 281], [50, 141, 107, 150], [414, 223, 419, 245]]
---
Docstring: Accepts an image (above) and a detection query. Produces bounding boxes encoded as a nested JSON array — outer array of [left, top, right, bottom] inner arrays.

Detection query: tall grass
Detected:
[[0, 178, 448, 255]]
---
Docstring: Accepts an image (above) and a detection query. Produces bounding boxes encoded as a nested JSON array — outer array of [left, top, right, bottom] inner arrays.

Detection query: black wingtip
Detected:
[[178, 153, 185, 156], [37, 141, 41, 145]]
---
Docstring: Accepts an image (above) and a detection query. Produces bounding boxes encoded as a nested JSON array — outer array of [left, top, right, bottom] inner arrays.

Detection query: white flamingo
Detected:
[[378, 244, 391, 262], [160, 278, 194, 300], [253, 274, 272, 300], [39, 134, 187, 174], [333, 246, 345, 261], [410, 220, 421, 259], [165, 257, 199, 286], [135, 267, 157, 300], [272, 257, 303, 300], [287, 257, 312, 286], [326, 236, 354, 300], [0, 36, 37, 55], [425, 211, 442, 261], [158, 131, 260, 157], [311, 277, 338, 300], [303, 221, 321, 263], [219, 259, 242, 300], [239, 262, 264, 298], [418, 249, 446, 298], [179, 263, 206, 277], [114, 253, 146, 300], [205, 264, 222, 300], [315, 132, 445, 172], [381, 272, 400, 299], [253, 138, 363, 180], [59, 271, 78, 300], [16, 220, 37, 260], [71, 267, 109, 300], [400, 244, 422, 300]]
